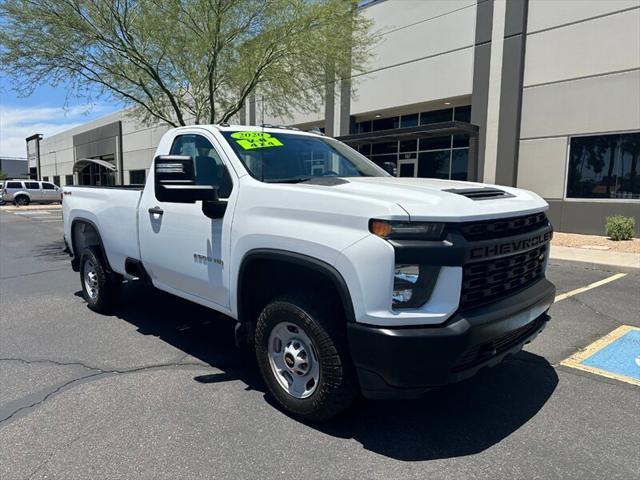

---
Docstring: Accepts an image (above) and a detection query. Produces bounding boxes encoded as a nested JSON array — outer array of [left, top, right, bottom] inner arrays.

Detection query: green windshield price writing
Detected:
[[231, 131, 284, 150]]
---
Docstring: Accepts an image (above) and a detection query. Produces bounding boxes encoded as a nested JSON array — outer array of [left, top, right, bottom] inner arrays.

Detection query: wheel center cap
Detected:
[[284, 353, 295, 368]]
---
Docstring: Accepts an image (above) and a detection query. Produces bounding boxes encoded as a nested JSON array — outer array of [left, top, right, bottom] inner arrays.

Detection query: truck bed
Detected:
[[62, 185, 144, 274]]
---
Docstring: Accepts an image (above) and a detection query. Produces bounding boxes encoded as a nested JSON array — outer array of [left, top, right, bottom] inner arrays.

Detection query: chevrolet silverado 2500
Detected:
[[63, 125, 555, 421]]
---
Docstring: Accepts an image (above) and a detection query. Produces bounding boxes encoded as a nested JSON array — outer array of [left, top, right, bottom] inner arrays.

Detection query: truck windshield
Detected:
[[221, 131, 388, 183]]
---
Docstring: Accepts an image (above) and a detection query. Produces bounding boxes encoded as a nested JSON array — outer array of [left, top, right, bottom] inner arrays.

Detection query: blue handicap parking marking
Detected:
[[581, 330, 640, 381]]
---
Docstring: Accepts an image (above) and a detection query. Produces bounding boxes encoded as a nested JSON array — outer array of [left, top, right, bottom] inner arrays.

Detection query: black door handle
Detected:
[[148, 206, 164, 215]]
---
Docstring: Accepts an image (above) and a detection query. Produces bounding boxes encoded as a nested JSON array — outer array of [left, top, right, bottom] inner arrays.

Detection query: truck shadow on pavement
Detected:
[[110, 280, 558, 462]]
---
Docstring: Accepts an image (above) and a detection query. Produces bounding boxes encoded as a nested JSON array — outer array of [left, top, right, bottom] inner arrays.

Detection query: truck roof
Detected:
[[173, 124, 325, 138]]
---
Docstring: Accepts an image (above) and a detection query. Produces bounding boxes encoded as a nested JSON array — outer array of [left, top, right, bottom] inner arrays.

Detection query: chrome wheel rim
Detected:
[[267, 322, 320, 399], [83, 259, 99, 300]]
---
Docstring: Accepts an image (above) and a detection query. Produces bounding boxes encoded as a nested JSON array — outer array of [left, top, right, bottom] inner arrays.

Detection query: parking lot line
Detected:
[[554, 272, 627, 303], [560, 325, 640, 386], [13, 211, 51, 216]]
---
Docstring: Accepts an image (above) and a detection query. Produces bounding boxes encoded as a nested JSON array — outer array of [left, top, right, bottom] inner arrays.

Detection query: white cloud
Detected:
[[0, 104, 111, 158]]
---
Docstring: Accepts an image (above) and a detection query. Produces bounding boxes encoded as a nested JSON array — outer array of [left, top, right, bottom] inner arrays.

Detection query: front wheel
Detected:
[[255, 297, 358, 421], [14, 196, 29, 206], [80, 246, 121, 313]]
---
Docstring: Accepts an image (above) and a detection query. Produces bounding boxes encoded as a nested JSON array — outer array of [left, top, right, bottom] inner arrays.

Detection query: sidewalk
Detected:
[[0, 204, 61, 211], [550, 245, 640, 273]]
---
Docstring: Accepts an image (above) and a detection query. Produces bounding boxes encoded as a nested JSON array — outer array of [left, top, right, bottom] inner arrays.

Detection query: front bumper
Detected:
[[348, 278, 555, 399]]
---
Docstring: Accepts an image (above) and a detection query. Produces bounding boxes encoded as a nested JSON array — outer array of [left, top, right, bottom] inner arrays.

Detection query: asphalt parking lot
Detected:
[[1, 206, 638, 480]]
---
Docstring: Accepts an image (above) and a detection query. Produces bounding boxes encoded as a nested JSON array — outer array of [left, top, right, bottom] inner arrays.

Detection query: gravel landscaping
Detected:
[[552, 232, 640, 254]]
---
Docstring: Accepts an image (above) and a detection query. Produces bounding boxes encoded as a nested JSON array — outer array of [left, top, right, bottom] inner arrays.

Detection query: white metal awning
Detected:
[[73, 158, 117, 173]]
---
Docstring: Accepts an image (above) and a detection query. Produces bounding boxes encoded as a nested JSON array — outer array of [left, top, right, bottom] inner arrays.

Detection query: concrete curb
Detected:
[[0, 204, 61, 211], [549, 245, 640, 274]]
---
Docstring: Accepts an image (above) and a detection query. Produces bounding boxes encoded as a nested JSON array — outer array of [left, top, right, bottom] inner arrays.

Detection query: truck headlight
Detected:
[[392, 264, 440, 309], [370, 219, 444, 240]]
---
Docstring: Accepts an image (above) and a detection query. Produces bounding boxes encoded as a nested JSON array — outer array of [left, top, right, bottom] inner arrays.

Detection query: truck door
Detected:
[[138, 131, 236, 309]]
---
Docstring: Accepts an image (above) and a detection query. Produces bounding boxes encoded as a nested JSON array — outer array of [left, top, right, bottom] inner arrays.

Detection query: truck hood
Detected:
[[301, 177, 548, 222]]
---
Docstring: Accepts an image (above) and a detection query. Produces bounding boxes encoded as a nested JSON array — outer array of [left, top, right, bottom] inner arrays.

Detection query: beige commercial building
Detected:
[[27, 0, 640, 234]]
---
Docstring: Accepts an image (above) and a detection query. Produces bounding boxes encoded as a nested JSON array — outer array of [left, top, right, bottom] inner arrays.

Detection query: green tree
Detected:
[[0, 0, 373, 126], [0, 171, 7, 181]]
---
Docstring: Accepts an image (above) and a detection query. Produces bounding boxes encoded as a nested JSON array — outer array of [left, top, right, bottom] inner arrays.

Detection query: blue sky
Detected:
[[0, 73, 121, 158]]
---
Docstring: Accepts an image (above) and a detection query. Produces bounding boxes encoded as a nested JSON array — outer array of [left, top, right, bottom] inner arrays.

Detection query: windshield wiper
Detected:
[[271, 177, 312, 184]]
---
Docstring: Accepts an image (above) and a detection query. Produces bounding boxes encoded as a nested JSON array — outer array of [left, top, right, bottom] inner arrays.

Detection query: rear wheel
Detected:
[[80, 246, 121, 313], [255, 296, 358, 421], [14, 195, 29, 206]]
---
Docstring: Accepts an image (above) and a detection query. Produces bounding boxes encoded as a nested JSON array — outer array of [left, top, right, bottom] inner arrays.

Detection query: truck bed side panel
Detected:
[[63, 187, 142, 274]]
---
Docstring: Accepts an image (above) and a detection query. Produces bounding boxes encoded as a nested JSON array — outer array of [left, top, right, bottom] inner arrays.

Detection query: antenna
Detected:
[[260, 95, 265, 182]]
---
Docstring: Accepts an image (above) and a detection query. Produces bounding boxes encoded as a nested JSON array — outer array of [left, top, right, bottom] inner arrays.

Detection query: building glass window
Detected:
[[129, 169, 146, 185], [347, 106, 472, 181], [419, 136, 451, 151], [53, 175, 60, 186], [451, 149, 469, 181], [399, 140, 417, 152], [372, 116, 399, 131], [454, 105, 472, 122], [357, 144, 371, 156], [420, 108, 453, 125], [452, 134, 469, 148], [357, 120, 371, 133], [65, 175, 74, 185], [42, 176, 49, 181], [418, 150, 450, 179], [371, 141, 398, 155], [400, 114, 419, 128], [369, 154, 397, 168], [78, 162, 115, 186], [567, 132, 640, 200]]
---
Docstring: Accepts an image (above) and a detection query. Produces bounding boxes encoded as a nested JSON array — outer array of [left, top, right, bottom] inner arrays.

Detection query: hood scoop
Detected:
[[443, 187, 513, 200], [303, 177, 350, 186]]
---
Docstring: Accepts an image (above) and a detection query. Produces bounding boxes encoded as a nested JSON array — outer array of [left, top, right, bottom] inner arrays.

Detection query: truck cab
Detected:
[[63, 125, 555, 421]]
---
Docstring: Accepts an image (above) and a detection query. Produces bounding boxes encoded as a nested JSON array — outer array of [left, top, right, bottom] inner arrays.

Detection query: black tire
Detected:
[[14, 195, 29, 206], [255, 296, 358, 422], [79, 246, 121, 313]]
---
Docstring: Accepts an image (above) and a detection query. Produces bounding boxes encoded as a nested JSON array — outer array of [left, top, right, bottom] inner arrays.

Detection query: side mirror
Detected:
[[382, 161, 397, 176], [154, 155, 218, 203]]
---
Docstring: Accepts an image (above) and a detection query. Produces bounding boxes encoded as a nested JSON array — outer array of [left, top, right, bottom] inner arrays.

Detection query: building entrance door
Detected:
[[78, 163, 116, 186], [397, 158, 417, 177], [73, 158, 117, 186]]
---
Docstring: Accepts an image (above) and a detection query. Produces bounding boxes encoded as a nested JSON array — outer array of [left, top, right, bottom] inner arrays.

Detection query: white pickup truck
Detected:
[[62, 125, 555, 420]]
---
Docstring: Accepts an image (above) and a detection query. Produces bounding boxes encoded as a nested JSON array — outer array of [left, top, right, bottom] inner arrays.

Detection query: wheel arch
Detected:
[[14, 191, 31, 201], [70, 218, 113, 272], [236, 249, 356, 344]]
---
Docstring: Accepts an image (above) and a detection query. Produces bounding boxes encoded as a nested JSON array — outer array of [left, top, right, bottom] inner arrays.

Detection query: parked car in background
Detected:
[[1, 180, 61, 206]]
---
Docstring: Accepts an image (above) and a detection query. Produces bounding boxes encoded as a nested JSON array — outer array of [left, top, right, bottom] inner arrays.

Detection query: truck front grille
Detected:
[[460, 244, 547, 310], [459, 212, 548, 241]]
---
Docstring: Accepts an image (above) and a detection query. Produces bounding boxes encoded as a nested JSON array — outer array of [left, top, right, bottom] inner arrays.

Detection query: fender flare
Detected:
[[70, 217, 114, 272], [237, 249, 356, 324]]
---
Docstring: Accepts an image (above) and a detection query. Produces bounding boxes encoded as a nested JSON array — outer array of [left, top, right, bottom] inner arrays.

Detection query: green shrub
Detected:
[[605, 215, 636, 241]]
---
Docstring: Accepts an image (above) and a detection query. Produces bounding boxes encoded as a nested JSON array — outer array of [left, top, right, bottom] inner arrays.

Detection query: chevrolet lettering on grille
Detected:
[[469, 230, 553, 261]]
